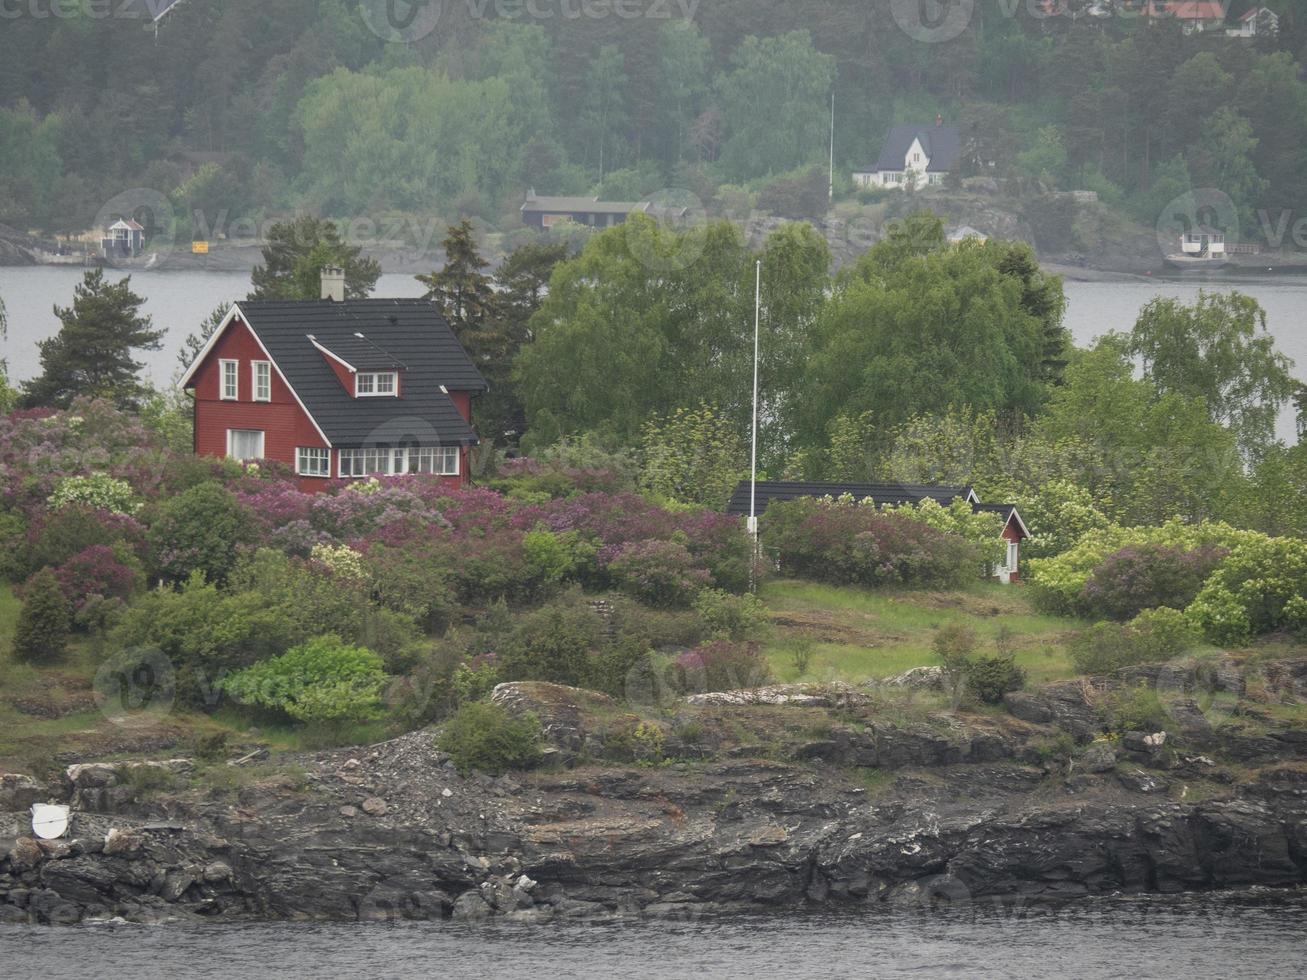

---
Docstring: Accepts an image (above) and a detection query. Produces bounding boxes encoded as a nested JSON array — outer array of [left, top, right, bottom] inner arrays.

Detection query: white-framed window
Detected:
[[252, 360, 271, 402], [338, 446, 459, 478], [356, 371, 398, 397], [227, 428, 264, 461], [1006, 540, 1019, 573], [296, 447, 331, 478], [220, 359, 239, 400], [339, 447, 392, 477]]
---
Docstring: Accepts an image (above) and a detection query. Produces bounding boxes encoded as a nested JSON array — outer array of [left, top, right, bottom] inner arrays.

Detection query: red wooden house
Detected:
[[178, 271, 487, 492]]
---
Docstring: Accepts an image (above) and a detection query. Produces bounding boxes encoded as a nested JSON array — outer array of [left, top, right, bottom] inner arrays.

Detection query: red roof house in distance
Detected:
[[179, 268, 487, 492]]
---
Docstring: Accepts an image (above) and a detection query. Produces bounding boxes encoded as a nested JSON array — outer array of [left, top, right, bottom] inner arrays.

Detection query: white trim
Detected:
[[251, 360, 271, 402], [219, 359, 238, 400], [1005, 508, 1031, 539], [177, 304, 241, 388], [178, 303, 333, 448], [295, 446, 331, 478], [226, 428, 265, 461], [309, 337, 357, 374], [355, 371, 398, 397]]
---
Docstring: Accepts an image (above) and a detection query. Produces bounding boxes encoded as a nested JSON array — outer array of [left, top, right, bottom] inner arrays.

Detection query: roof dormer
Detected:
[[308, 332, 406, 398]]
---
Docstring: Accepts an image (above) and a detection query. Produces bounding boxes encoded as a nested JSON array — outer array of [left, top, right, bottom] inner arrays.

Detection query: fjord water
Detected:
[[2, 892, 1305, 979], [1, 269, 1305, 436]]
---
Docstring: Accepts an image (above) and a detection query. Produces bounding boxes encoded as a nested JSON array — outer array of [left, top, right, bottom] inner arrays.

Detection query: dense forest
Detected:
[[2, 1, 1307, 243]]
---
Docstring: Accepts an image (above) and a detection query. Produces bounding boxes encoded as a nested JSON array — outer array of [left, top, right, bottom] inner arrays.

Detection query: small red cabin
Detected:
[[179, 276, 486, 492]]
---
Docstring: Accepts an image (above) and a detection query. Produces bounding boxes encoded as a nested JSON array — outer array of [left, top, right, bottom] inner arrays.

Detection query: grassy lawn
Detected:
[[761, 579, 1083, 686]]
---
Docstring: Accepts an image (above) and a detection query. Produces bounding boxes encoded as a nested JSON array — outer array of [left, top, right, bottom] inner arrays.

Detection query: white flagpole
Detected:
[[748, 259, 761, 545], [829, 88, 836, 202]]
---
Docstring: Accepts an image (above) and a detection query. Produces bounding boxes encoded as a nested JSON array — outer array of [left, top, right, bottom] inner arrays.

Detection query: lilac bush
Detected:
[[1079, 543, 1227, 621], [761, 497, 981, 589]]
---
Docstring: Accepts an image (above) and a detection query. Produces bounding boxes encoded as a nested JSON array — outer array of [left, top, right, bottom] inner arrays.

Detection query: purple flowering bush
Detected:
[[51, 544, 143, 616], [673, 641, 774, 694], [761, 498, 981, 589], [1079, 543, 1227, 621], [606, 538, 712, 608]]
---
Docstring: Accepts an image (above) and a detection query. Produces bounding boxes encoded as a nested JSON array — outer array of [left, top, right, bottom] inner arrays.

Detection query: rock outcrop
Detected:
[[4, 667, 1307, 925]]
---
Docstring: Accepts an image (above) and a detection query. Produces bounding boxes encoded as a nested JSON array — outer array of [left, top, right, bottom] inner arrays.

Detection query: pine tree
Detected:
[[416, 220, 498, 340], [13, 567, 70, 665], [21, 269, 163, 409], [249, 216, 380, 301]]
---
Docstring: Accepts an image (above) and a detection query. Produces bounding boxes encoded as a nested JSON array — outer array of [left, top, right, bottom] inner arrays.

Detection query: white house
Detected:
[[853, 117, 961, 191], [1229, 6, 1279, 36]]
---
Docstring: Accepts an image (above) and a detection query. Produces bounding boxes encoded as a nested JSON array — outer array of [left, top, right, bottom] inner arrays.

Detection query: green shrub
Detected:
[[437, 701, 541, 775], [146, 481, 257, 584], [1185, 537, 1307, 645], [932, 623, 977, 709], [1101, 682, 1170, 734], [607, 538, 711, 608], [522, 526, 595, 587], [497, 594, 603, 686], [366, 541, 458, 632], [13, 567, 71, 664], [1130, 607, 1201, 655], [219, 634, 387, 725], [965, 654, 1026, 704], [1069, 623, 1143, 675], [694, 587, 770, 641]]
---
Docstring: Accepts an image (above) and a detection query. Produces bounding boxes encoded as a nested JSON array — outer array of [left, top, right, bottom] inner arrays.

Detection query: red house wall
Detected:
[[1001, 519, 1023, 583], [189, 316, 332, 492], [189, 315, 478, 494]]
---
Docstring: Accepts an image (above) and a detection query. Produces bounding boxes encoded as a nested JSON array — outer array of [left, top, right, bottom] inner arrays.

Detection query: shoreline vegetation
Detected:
[[1, 210, 1305, 925]]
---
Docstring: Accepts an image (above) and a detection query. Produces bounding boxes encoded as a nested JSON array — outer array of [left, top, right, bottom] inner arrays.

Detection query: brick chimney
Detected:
[[320, 266, 345, 302], [935, 113, 943, 127]]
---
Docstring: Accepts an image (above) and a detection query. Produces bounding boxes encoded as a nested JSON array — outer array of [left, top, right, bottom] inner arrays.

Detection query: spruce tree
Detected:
[[13, 567, 70, 665], [249, 216, 380, 301], [21, 269, 163, 409], [416, 220, 498, 341]]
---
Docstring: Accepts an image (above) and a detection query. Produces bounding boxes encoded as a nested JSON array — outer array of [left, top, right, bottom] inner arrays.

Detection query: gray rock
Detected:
[[452, 889, 493, 920], [1078, 742, 1117, 774]]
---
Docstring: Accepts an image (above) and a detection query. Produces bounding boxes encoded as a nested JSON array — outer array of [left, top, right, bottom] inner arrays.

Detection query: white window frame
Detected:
[[338, 446, 459, 478], [252, 360, 272, 402], [1006, 540, 1019, 573], [296, 446, 331, 478], [226, 428, 264, 461], [339, 447, 393, 477], [220, 359, 239, 400], [355, 371, 398, 397]]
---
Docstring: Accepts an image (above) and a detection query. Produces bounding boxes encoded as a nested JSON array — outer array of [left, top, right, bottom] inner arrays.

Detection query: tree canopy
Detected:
[[22, 270, 163, 410]]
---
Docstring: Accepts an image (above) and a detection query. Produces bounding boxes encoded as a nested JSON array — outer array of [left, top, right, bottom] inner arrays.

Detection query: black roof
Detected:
[[312, 333, 407, 372], [726, 481, 1028, 537], [860, 123, 961, 174], [235, 299, 486, 448]]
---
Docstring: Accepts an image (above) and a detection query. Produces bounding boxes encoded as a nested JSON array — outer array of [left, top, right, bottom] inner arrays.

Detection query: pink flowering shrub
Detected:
[[26, 505, 147, 576], [607, 538, 712, 608], [673, 641, 774, 694], [761, 498, 981, 589], [52, 544, 143, 615], [1079, 543, 1227, 621]]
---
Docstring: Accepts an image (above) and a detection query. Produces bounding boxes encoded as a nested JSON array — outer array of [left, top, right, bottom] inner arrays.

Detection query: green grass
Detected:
[[761, 579, 1083, 686]]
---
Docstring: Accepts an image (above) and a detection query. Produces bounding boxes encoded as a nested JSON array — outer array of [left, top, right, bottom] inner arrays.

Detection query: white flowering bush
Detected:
[[48, 472, 139, 514], [1186, 537, 1307, 645], [879, 497, 1006, 569], [310, 542, 367, 583]]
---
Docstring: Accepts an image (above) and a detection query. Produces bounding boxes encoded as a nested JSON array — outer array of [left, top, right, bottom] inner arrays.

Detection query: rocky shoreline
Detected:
[[3, 664, 1307, 927]]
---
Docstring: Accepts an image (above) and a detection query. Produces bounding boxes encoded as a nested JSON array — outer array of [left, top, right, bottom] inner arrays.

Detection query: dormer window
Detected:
[[357, 371, 397, 397]]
